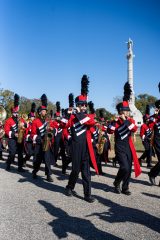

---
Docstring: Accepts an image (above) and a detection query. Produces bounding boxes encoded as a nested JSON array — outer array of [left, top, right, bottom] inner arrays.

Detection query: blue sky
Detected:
[[0, 0, 160, 113]]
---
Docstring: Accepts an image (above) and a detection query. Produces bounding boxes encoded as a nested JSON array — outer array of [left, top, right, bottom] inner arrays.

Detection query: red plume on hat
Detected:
[[75, 75, 89, 105], [11, 93, 20, 113], [55, 101, 61, 117], [155, 82, 160, 109], [116, 82, 132, 113], [28, 102, 36, 118]]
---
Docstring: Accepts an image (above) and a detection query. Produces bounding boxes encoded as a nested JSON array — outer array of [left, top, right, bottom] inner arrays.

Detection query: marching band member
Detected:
[[4, 94, 27, 172], [53, 101, 63, 166], [107, 82, 141, 195], [96, 109, 111, 175], [31, 94, 54, 182], [23, 102, 36, 166], [0, 121, 5, 160], [65, 75, 98, 203], [59, 94, 74, 174], [139, 105, 153, 168], [148, 83, 160, 185]]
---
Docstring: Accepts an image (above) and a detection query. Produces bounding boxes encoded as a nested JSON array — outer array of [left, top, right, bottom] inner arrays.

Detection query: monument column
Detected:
[[126, 38, 143, 127]]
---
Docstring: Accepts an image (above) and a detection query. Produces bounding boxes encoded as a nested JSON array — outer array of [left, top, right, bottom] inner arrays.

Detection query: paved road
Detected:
[[0, 159, 160, 240]]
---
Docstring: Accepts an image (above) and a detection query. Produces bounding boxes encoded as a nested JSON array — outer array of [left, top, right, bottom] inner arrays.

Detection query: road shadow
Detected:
[[0, 161, 66, 195], [142, 192, 160, 200], [96, 167, 151, 187], [38, 200, 122, 240], [87, 195, 160, 234]]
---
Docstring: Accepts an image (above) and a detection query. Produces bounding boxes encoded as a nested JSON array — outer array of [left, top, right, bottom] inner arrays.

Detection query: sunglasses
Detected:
[[79, 103, 87, 107]]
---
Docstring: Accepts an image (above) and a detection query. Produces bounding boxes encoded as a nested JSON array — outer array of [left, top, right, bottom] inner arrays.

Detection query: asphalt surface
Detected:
[[0, 158, 160, 240]]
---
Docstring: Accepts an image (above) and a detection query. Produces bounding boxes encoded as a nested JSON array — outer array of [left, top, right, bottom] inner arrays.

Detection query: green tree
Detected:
[[112, 93, 157, 115], [0, 89, 56, 118], [135, 94, 157, 114], [0, 89, 14, 117], [95, 108, 114, 120]]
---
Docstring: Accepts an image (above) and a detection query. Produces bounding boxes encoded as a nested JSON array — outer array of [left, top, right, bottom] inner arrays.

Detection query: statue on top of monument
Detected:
[[127, 38, 133, 52]]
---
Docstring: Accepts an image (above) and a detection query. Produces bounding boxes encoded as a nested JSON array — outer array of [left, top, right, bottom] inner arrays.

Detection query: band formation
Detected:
[[0, 75, 160, 203]]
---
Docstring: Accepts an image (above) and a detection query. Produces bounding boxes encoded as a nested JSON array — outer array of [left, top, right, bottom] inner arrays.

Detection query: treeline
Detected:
[[0, 89, 158, 119], [0, 89, 56, 117]]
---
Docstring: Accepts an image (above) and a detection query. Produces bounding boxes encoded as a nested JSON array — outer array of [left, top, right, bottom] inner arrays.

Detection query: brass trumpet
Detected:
[[97, 126, 106, 155], [0, 105, 7, 121], [43, 121, 53, 152], [17, 114, 28, 144]]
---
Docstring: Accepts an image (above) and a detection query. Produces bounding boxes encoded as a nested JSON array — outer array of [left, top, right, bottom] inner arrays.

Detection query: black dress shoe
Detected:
[[121, 189, 131, 195], [5, 165, 11, 171], [114, 186, 121, 194], [46, 175, 53, 182], [65, 187, 77, 197], [148, 174, 156, 185], [18, 167, 25, 172], [84, 195, 95, 203], [65, 187, 72, 196], [113, 181, 121, 194], [32, 172, 37, 179]]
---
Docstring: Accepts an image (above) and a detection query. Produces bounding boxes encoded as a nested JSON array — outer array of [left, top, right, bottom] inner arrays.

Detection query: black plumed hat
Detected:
[[11, 93, 20, 113], [55, 101, 61, 117], [68, 93, 74, 107], [116, 82, 132, 113], [75, 74, 89, 105], [88, 101, 95, 114], [143, 104, 150, 122], [28, 102, 36, 118], [155, 82, 160, 109], [38, 94, 48, 114], [99, 109, 105, 121]]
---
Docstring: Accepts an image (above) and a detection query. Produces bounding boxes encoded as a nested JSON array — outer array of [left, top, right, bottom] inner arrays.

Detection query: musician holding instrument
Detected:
[[139, 105, 153, 168], [52, 101, 63, 166], [31, 94, 54, 182], [65, 75, 98, 203], [23, 102, 36, 166], [4, 94, 26, 172], [96, 110, 111, 175], [148, 85, 160, 186], [0, 120, 5, 160], [107, 82, 141, 195]]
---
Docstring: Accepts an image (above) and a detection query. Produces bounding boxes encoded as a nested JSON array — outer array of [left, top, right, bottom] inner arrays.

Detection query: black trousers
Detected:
[[96, 153, 103, 174], [0, 141, 2, 159], [7, 139, 24, 168], [54, 133, 62, 162], [33, 144, 53, 176], [61, 140, 71, 173], [149, 147, 160, 178], [139, 141, 152, 165], [114, 148, 132, 191], [67, 141, 91, 196]]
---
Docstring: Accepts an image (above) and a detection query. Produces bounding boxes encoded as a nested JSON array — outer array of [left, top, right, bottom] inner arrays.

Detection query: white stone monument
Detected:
[[126, 38, 143, 127]]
